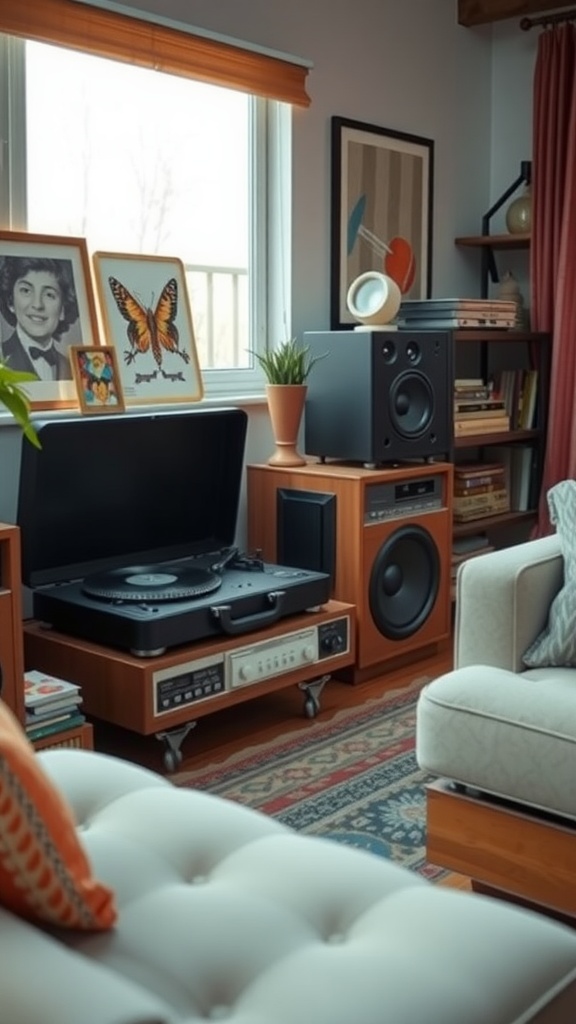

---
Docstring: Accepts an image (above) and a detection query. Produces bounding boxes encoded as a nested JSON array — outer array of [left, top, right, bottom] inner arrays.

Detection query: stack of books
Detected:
[[454, 378, 510, 436], [24, 670, 85, 745], [492, 369, 539, 430], [450, 534, 495, 599], [397, 298, 518, 331], [453, 461, 510, 522]]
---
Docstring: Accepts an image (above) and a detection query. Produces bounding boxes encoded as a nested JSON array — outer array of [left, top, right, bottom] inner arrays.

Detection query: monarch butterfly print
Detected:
[[108, 276, 190, 380]]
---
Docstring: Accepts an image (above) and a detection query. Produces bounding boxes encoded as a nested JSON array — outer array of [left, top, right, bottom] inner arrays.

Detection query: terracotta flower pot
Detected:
[[265, 384, 307, 466]]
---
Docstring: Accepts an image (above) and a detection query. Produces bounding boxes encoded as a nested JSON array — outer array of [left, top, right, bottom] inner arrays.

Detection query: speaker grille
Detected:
[[368, 524, 440, 640], [388, 371, 434, 438]]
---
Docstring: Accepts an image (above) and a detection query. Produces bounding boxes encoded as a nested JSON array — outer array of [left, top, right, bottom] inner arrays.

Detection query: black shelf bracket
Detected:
[[480, 161, 531, 296]]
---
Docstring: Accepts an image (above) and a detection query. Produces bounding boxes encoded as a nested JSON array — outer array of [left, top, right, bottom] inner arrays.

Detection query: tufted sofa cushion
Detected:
[[0, 747, 573, 1024]]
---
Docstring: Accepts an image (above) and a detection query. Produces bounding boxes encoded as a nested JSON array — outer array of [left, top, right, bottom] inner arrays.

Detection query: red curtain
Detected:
[[531, 23, 576, 535]]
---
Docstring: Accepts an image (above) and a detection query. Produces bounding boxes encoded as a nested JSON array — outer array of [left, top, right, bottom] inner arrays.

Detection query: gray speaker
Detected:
[[303, 329, 453, 465]]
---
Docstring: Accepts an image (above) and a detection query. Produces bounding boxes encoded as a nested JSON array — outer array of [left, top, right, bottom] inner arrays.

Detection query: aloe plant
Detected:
[[251, 339, 327, 385], [0, 361, 41, 448]]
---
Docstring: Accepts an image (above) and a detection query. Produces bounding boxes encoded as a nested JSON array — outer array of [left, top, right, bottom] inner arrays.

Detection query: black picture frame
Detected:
[[330, 116, 434, 329]]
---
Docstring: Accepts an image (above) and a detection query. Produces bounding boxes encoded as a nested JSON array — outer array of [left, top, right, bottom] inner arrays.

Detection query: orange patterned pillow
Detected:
[[0, 699, 117, 929]]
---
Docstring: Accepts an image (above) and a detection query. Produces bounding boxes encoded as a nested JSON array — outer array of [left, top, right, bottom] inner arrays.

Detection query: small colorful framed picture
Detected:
[[70, 345, 125, 415]]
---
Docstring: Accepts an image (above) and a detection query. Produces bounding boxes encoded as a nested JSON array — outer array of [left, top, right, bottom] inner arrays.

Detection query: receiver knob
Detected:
[[239, 662, 255, 682], [302, 645, 315, 662]]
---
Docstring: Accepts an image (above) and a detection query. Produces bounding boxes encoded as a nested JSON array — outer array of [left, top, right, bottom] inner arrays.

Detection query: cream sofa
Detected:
[[416, 533, 576, 916], [2, 745, 576, 1023]]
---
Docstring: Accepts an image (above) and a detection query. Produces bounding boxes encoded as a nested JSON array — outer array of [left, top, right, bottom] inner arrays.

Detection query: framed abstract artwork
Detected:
[[331, 117, 434, 329], [70, 345, 125, 414], [0, 231, 100, 409], [92, 252, 204, 406]]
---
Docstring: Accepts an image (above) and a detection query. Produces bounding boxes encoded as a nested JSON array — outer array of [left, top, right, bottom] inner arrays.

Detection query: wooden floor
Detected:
[[93, 635, 470, 891]]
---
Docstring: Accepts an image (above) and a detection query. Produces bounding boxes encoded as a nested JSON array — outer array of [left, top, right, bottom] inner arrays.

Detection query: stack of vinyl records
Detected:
[[397, 298, 517, 330]]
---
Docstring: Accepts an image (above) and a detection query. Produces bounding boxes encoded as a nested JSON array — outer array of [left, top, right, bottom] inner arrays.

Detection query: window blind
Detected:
[[0, 0, 311, 107]]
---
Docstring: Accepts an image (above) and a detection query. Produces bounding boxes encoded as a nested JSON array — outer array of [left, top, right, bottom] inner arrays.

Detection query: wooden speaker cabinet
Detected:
[[0, 523, 25, 722], [248, 461, 453, 684]]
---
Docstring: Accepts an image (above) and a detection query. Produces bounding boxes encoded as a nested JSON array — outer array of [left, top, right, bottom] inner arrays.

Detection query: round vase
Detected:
[[506, 185, 532, 234], [265, 384, 307, 467]]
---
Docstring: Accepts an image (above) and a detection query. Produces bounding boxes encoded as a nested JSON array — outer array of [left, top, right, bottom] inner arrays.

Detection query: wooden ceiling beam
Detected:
[[458, 1, 575, 27]]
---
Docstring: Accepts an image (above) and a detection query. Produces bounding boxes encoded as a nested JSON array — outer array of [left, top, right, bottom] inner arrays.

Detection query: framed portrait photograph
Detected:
[[0, 231, 100, 409], [92, 252, 204, 406], [331, 117, 434, 329], [70, 345, 125, 415]]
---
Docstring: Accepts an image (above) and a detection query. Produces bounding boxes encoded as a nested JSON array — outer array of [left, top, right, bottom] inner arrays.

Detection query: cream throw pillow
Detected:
[[523, 480, 576, 667]]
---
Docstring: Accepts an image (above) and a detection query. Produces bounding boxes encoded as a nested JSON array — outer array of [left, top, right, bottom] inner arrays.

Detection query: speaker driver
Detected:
[[369, 524, 440, 640], [389, 371, 434, 438]]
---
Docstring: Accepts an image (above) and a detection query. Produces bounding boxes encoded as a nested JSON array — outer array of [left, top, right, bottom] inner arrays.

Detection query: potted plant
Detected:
[[0, 361, 40, 447], [252, 339, 326, 466]]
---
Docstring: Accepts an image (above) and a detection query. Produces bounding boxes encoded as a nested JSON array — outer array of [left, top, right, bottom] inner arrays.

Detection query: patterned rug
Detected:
[[174, 676, 447, 881]]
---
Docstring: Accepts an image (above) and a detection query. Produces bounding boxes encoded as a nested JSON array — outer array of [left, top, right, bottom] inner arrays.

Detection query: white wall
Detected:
[[0, 2, 541, 550]]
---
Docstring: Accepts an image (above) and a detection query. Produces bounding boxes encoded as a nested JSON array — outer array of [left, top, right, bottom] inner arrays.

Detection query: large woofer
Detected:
[[369, 524, 440, 640], [388, 371, 435, 438]]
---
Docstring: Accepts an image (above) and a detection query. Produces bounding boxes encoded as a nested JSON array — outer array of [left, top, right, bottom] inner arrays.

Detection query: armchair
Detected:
[[416, 533, 576, 918]]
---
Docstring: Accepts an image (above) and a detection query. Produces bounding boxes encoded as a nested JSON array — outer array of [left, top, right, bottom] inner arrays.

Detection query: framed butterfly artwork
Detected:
[[92, 252, 204, 406]]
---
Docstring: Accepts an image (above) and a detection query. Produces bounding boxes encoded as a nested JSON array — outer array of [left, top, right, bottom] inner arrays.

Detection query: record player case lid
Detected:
[[17, 407, 248, 590]]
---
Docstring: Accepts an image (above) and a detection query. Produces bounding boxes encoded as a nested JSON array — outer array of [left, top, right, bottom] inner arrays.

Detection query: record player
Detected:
[[17, 408, 331, 656]]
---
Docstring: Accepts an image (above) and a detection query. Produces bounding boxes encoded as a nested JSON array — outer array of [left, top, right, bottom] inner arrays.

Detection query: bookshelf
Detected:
[[451, 329, 551, 538]]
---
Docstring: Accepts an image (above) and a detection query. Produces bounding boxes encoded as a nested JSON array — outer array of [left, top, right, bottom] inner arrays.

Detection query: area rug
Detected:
[[174, 676, 447, 881]]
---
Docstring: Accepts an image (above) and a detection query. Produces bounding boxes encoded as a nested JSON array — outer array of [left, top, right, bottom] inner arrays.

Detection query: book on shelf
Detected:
[[454, 480, 506, 497], [454, 461, 505, 478], [454, 415, 510, 436], [486, 444, 535, 511], [24, 669, 81, 707], [454, 402, 507, 418], [26, 713, 86, 743], [454, 378, 485, 388], [25, 697, 83, 722], [454, 488, 508, 511], [399, 316, 514, 329], [453, 497, 511, 522], [453, 469, 505, 489], [400, 299, 518, 316], [492, 368, 539, 429], [454, 387, 493, 401], [452, 534, 492, 556]]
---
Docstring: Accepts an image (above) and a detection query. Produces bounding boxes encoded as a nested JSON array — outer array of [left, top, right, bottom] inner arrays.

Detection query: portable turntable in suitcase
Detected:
[[17, 408, 331, 656]]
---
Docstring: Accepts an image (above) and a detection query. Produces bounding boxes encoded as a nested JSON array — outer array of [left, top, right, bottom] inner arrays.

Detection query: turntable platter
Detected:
[[82, 564, 222, 602]]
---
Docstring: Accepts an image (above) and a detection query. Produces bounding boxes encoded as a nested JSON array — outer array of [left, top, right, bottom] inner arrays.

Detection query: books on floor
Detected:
[[24, 670, 85, 741]]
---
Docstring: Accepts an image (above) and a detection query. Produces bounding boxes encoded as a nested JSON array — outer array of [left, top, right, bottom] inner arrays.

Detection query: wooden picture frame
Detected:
[[0, 231, 100, 409], [331, 116, 434, 329], [70, 345, 125, 414], [92, 251, 204, 406]]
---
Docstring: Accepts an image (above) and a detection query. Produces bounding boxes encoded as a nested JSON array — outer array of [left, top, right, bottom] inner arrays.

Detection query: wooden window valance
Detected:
[[0, 0, 311, 107]]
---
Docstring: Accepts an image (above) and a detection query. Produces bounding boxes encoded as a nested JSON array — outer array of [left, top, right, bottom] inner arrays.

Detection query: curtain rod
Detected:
[[520, 8, 576, 30]]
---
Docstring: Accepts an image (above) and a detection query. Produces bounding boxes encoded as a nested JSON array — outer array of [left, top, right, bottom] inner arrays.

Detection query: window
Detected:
[[0, 4, 310, 399]]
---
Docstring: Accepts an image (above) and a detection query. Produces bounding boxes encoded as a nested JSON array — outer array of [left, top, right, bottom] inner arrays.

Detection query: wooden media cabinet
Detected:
[[24, 600, 356, 770]]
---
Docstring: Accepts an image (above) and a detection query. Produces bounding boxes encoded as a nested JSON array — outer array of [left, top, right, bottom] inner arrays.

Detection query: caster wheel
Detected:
[[164, 749, 182, 773], [304, 697, 319, 719]]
